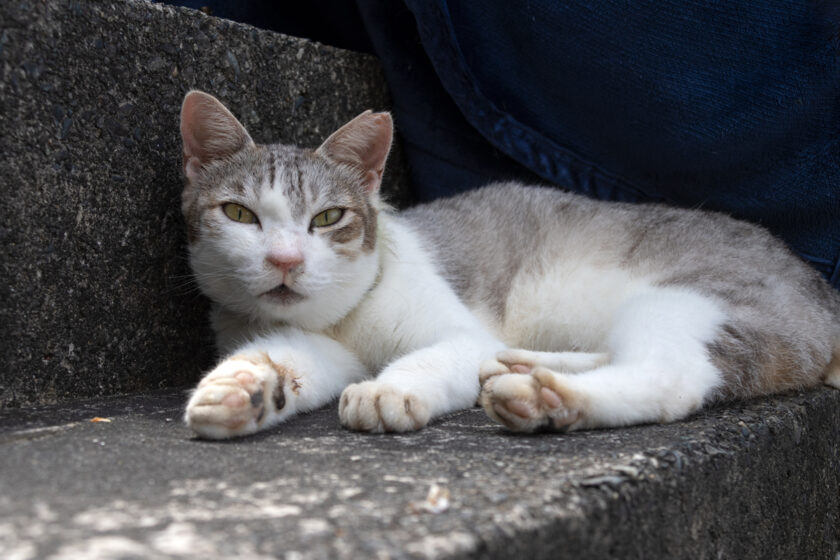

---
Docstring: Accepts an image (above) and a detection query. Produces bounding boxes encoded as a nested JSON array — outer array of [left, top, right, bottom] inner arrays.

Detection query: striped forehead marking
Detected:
[[268, 151, 276, 189]]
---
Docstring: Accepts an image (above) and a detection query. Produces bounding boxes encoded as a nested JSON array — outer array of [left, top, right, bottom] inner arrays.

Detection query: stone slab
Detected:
[[0, 388, 837, 559], [0, 0, 410, 408]]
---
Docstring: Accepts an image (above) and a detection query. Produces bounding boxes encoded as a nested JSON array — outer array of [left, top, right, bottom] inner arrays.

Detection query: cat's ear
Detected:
[[316, 111, 393, 194], [180, 90, 254, 182]]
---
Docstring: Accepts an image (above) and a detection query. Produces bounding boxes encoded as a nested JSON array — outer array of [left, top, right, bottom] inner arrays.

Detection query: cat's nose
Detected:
[[266, 248, 304, 273]]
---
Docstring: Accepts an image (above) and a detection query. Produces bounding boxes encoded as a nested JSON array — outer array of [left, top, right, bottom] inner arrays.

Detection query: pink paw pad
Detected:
[[221, 391, 248, 408], [505, 400, 534, 418], [540, 387, 563, 408]]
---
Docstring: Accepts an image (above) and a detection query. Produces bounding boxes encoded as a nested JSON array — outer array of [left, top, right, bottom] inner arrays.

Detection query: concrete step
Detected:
[[1, 1, 838, 559], [1, 388, 837, 559], [0, 0, 410, 408]]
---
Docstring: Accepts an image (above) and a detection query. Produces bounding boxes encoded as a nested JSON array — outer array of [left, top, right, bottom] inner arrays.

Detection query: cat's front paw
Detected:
[[185, 353, 295, 439], [479, 367, 584, 433], [339, 381, 430, 433]]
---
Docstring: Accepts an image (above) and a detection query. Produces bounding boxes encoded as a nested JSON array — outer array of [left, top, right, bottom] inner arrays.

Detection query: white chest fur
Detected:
[[330, 217, 498, 371]]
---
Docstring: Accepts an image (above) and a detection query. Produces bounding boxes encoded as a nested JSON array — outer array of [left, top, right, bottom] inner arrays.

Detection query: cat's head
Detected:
[[179, 90, 392, 330]]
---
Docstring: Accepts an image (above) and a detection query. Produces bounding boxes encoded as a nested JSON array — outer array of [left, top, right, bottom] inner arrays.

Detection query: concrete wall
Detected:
[[0, 0, 410, 407]]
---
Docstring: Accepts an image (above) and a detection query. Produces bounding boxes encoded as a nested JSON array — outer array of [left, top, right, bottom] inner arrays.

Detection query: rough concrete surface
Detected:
[[0, 388, 838, 559], [0, 0, 409, 408], [2, 2, 838, 558]]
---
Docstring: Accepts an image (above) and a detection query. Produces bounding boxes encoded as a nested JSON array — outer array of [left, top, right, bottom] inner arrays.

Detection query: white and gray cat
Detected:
[[180, 90, 840, 439]]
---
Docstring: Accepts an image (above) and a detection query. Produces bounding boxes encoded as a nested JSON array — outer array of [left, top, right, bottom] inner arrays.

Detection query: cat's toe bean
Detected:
[[220, 390, 249, 408], [532, 368, 584, 431], [539, 386, 563, 408], [501, 399, 538, 420]]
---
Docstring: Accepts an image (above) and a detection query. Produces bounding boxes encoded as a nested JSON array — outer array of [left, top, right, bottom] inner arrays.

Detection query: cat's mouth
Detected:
[[262, 284, 305, 305]]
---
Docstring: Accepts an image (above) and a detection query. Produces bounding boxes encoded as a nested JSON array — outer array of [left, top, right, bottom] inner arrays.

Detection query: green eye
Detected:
[[222, 203, 258, 224], [311, 208, 344, 228]]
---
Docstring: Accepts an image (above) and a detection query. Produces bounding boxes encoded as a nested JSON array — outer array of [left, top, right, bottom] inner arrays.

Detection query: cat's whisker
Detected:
[[163, 276, 205, 294]]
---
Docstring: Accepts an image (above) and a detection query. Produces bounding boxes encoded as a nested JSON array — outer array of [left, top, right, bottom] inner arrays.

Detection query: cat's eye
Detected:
[[311, 208, 344, 228], [222, 203, 258, 224]]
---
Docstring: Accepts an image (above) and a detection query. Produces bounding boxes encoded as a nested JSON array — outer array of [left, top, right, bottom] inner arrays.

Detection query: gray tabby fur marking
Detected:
[[405, 183, 840, 398]]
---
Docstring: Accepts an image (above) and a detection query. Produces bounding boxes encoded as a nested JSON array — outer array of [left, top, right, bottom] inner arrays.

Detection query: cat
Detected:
[[179, 90, 840, 439]]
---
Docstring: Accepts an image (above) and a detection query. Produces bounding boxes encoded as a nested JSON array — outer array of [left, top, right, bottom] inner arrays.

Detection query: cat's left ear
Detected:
[[316, 111, 393, 194], [180, 90, 254, 183]]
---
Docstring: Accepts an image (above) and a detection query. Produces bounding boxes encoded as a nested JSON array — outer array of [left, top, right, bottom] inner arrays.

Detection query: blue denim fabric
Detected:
[[161, 1, 840, 289], [401, 1, 840, 289]]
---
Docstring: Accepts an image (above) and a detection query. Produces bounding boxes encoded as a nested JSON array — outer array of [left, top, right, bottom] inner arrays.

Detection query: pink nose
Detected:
[[266, 249, 304, 273]]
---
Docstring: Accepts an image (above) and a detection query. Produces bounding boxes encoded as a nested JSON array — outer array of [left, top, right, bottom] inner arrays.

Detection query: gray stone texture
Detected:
[[0, 389, 837, 559], [0, 0, 410, 407], [1, 2, 838, 558]]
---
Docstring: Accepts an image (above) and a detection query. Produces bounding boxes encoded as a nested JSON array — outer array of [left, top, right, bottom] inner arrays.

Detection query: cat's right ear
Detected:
[[316, 110, 393, 194], [180, 90, 254, 182]]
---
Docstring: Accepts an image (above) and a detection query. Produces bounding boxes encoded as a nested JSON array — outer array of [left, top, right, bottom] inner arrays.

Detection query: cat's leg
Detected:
[[479, 349, 610, 382], [481, 288, 728, 432], [339, 334, 504, 432], [185, 329, 367, 439]]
